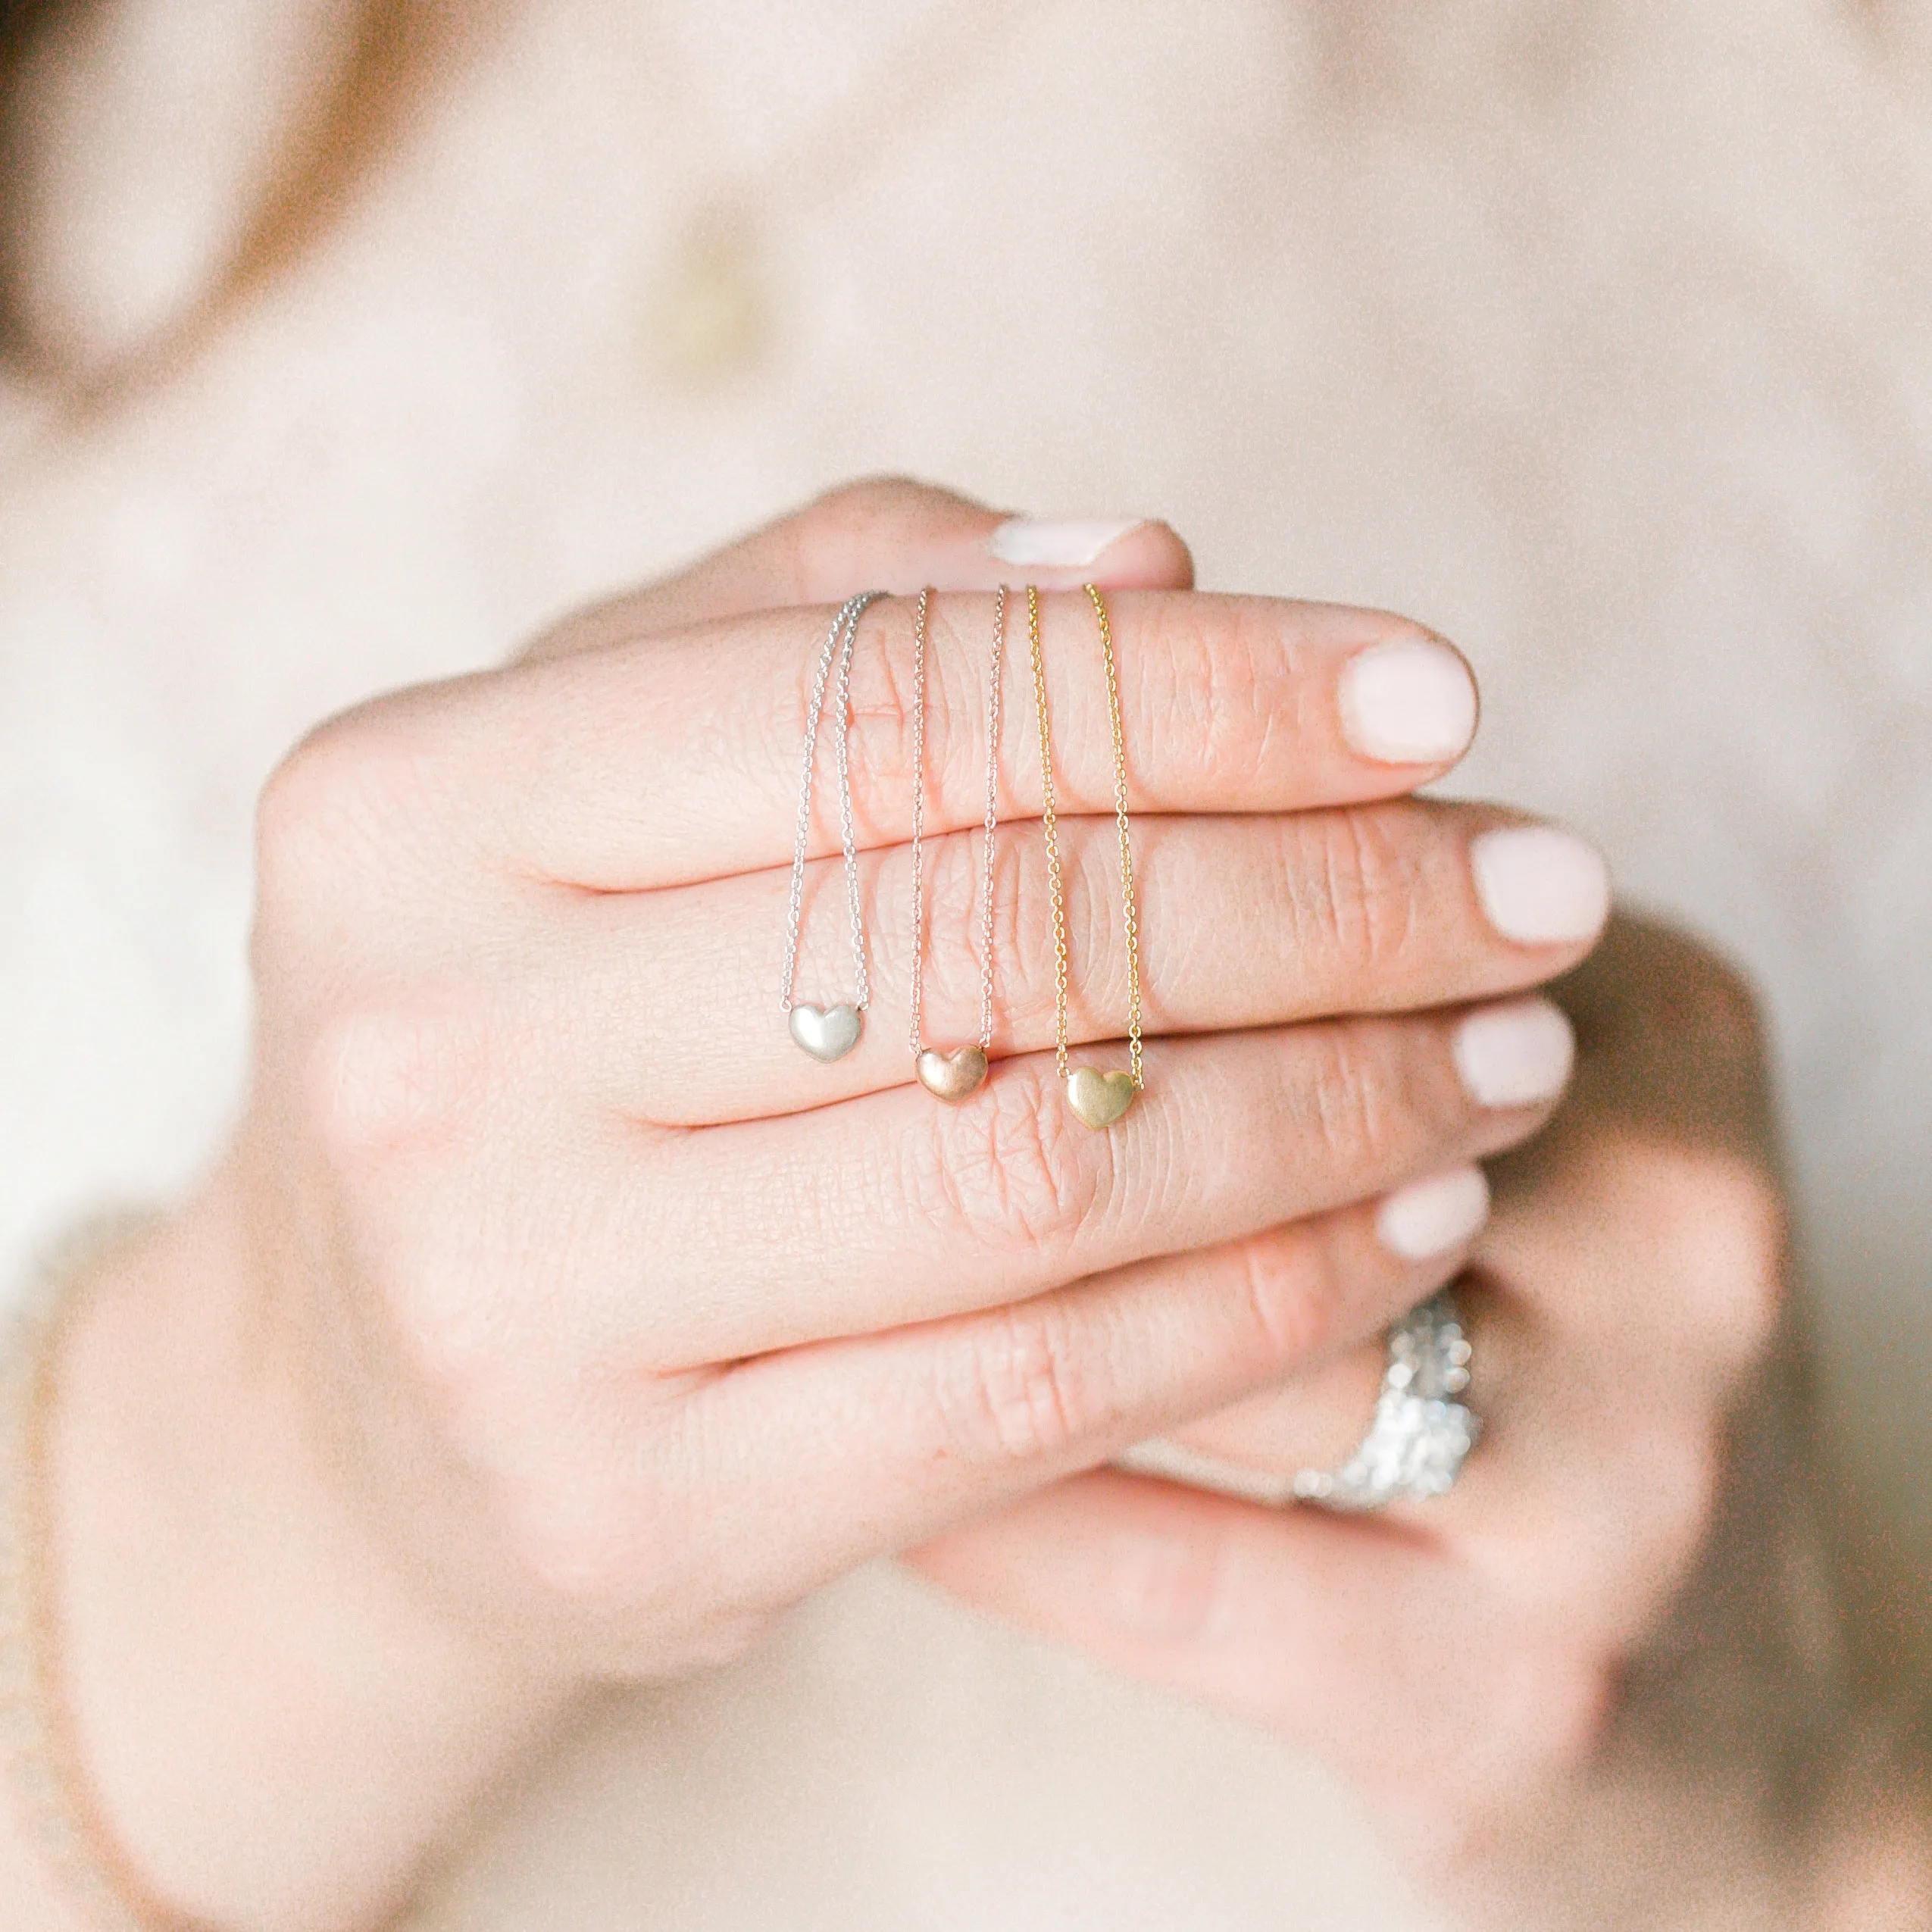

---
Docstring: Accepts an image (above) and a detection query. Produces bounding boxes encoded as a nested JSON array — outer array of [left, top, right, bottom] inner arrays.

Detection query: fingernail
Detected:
[[1453, 996, 1577, 1108], [1336, 636, 1479, 765], [986, 516, 1148, 567], [1376, 1165, 1492, 1261], [1470, 826, 1612, 945]]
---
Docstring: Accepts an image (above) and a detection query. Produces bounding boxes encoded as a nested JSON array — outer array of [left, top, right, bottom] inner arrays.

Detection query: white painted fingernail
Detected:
[[986, 516, 1148, 567], [1376, 1165, 1492, 1261], [1336, 636, 1479, 765], [1453, 996, 1577, 1108], [1470, 826, 1612, 945]]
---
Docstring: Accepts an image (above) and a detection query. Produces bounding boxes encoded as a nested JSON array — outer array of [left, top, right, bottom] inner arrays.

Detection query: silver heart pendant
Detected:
[[789, 1002, 863, 1062]]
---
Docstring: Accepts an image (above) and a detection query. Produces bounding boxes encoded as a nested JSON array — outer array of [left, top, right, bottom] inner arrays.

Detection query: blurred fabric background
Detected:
[[0, 0, 1927, 1805]]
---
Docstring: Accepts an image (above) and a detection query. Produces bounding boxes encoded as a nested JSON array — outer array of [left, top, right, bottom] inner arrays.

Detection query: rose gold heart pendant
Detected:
[[1064, 1065, 1136, 1130], [916, 1045, 989, 1104]]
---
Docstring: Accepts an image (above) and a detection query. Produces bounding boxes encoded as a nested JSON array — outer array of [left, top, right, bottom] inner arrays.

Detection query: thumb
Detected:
[[531, 477, 1195, 654]]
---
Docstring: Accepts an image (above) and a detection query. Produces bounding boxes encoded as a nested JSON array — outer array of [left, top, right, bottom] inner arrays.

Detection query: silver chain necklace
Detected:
[[783, 591, 883, 1061]]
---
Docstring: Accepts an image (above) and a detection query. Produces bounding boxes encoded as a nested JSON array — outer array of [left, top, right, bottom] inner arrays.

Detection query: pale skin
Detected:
[[2, 482, 1924, 1929]]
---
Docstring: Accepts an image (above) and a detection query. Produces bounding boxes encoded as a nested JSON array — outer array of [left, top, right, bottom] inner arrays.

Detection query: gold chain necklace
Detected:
[[1027, 585, 1144, 1130]]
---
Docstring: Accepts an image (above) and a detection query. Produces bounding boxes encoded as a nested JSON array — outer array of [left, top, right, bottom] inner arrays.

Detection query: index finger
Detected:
[[410, 590, 1481, 891]]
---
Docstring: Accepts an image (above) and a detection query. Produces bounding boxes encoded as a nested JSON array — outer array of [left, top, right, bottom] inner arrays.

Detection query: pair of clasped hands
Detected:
[[226, 479, 1784, 1863]]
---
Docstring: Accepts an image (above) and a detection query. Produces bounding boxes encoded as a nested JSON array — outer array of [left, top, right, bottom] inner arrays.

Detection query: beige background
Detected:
[[0, 0, 1927, 1921]]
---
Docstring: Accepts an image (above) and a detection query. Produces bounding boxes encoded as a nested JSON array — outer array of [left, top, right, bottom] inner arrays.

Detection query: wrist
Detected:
[[41, 1177, 576, 1930]]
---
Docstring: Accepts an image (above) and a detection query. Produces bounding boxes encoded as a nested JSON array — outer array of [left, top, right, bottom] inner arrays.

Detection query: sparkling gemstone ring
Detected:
[[1293, 1289, 1480, 1512]]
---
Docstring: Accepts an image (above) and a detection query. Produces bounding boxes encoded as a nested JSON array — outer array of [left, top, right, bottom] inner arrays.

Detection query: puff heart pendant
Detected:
[[1065, 1066, 1137, 1130], [789, 1002, 863, 1063], [916, 1045, 988, 1104]]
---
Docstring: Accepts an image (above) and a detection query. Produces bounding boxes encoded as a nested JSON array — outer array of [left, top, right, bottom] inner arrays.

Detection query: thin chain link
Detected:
[[832, 592, 878, 1011], [1086, 584, 1144, 1089], [906, 589, 932, 1055], [910, 589, 1008, 1059], [1025, 587, 1072, 1080], [781, 592, 881, 1014], [977, 588, 1007, 1052]]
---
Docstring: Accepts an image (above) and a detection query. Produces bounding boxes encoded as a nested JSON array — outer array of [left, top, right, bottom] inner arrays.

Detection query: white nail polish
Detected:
[[986, 516, 1148, 568], [1470, 826, 1612, 946], [1453, 996, 1576, 1108], [1376, 1166, 1492, 1261], [1336, 636, 1478, 765]]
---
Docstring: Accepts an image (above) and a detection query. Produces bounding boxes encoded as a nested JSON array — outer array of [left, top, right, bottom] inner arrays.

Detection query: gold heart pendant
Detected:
[[917, 1045, 989, 1104], [789, 1002, 863, 1062], [1065, 1066, 1137, 1130]]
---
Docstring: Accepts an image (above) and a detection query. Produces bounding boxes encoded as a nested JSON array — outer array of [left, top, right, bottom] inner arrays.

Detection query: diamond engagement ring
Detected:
[[1293, 1290, 1480, 1512]]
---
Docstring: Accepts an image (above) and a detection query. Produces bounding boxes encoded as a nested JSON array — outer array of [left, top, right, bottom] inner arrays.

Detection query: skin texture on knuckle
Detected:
[[1225, 1224, 1349, 1373], [880, 829, 993, 1030], [1293, 805, 1427, 989], [840, 605, 918, 839], [1290, 1020, 1424, 1187], [930, 1298, 1110, 1465], [1145, 596, 1286, 799], [985, 821, 1064, 1036], [904, 1074, 1106, 1261]]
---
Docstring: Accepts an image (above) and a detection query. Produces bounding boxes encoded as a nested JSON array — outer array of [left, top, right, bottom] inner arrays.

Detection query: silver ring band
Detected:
[[1293, 1290, 1479, 1512]]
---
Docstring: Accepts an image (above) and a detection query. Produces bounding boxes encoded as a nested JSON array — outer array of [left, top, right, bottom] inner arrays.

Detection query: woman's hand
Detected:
[[235, 479, 1602, 1672], [42, 480, 1609, 1927], [909, 914, 1877, 1917]]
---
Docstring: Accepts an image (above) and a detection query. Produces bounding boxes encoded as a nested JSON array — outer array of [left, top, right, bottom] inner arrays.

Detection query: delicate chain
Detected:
[[1025, 587, 1072, 1080], [1087, 584, 1144, 1089], [781, 592, 881, 1014], [906, 588, 932, 1055], [909, 588, 1008, 1059], [977, 588, 1007, 1052], [833, 593, 879, 1011]]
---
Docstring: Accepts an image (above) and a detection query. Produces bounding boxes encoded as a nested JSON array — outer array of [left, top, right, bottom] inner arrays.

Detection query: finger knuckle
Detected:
[[933, 1300, 1102, 1463], [908, 1075, 1103, 1257], [1158, 599, 1285, 790], [842, 615, 917, 836], [1292, 807, 1425, 982], [1230, 1227, 1346, 1367], [1295, 1022, 1421, 1182], [255, 699, 449, 918], [985, 822, 1066, 1037], [907, 831, 991, 1024]]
